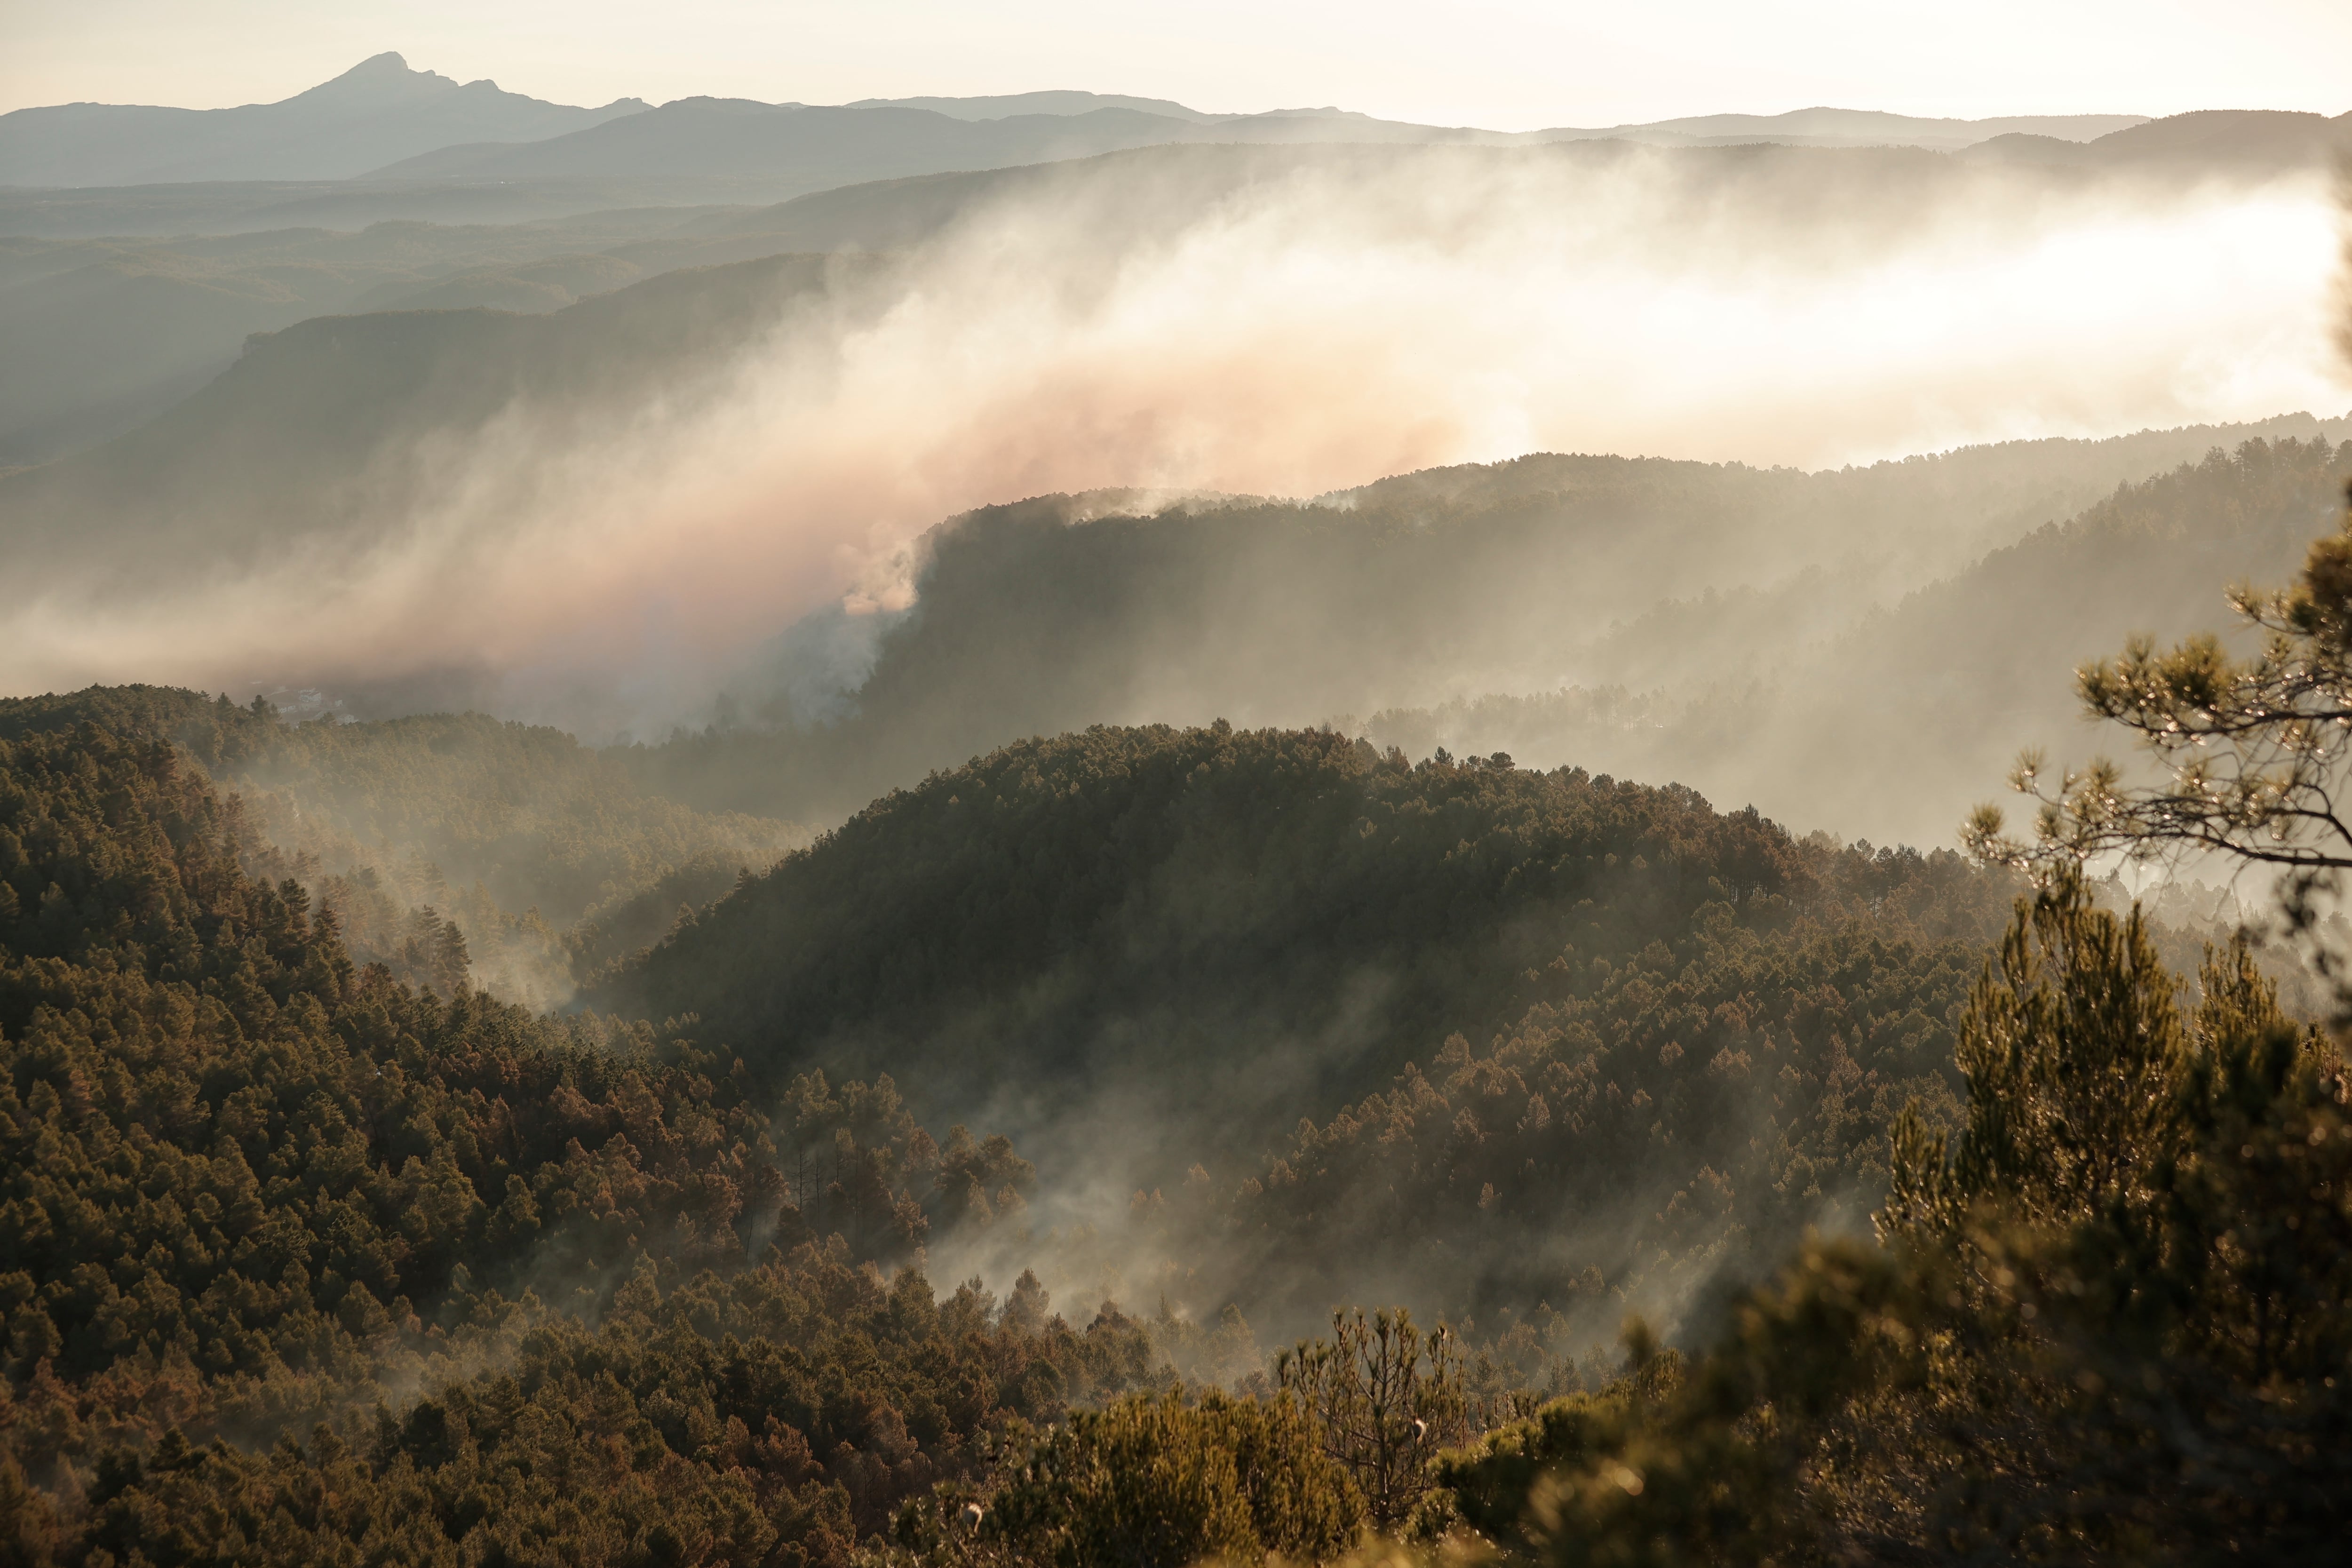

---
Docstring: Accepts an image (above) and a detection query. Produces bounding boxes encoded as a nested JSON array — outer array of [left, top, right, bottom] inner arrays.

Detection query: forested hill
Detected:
[[0, 686, 805, 1007], [1182, 836, 2016, 1335], [620, 416, 2352, 830], [5, 685, 2336, 1560], [0, 707, 1127, 1564], [1855, 430, 2352, 701], [1345, 433, 2352, 849], [599, 724, 2018, 1162]]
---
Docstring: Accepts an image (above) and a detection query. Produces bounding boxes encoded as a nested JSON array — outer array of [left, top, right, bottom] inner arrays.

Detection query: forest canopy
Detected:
[[6, 438, 2352, 1565], [1, 42, 2347, 1562], [0, 685, 806, 1008], [0, 710, 1076, 1564]]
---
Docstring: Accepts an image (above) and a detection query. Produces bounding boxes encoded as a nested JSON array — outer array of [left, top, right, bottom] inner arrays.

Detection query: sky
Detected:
[[4, 0, 2349, 128]]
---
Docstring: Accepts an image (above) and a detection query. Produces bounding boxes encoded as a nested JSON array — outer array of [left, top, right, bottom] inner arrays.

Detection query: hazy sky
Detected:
[[4, 0, 2347, 128]]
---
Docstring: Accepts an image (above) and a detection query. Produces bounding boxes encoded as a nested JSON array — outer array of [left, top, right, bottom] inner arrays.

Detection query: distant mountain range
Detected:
[[1546, 107, 2149, 149], [1961, 108, 2352, 169], [847, 91, 1223, 123], [364, 96, 2344, 193], [0, 52, 647, 186], [7, 54, 2342, 226], [357, 98, 2158, 187], [0, 52, 2221, 195], [360, 100, 1206, 184]]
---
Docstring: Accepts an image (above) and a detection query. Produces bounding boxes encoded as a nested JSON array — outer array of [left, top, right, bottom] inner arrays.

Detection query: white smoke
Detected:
[[3, 145, 2343, 728]]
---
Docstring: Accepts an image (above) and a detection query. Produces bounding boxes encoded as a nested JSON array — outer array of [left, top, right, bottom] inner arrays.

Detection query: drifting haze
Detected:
[[5, 143, 2342, 738]]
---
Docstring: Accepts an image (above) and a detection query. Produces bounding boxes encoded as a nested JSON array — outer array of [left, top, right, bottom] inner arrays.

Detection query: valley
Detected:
[[4, 30, 2350, 1567]]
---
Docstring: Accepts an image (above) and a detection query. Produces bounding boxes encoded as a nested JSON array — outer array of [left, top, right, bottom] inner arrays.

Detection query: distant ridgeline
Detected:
[[635, 438, 2115, 810], [0, 250, 869, 567], [620, 428, 2352, 849], [1354, 434, 2352, 806]]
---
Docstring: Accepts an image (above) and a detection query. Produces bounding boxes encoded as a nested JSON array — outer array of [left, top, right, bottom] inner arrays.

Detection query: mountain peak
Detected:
[[0, 51, 646, 185], [291, 51, 460, 110]]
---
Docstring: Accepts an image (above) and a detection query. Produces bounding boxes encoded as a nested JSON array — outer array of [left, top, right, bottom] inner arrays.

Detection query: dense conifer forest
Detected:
[[600, 723, 2059, 1338], [4, 35, 2348, 1561], [610, 426, 2351, 843], [603, 725, 1818, 1114], [0, 712, 1104, 1564], [5, 413, 2350, 1568], [0, 686, 805, 1009], [11, 610, 2348, 1560]]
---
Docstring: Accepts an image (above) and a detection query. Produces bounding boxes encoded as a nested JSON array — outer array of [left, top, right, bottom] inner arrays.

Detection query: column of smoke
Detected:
[[3, 144, 2341, 726]]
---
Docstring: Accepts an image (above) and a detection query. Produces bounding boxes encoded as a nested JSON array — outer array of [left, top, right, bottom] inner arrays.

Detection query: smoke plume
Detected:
[[3, 144, 2343, 733]]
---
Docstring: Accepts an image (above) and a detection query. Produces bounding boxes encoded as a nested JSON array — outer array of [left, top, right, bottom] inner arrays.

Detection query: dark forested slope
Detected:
[[20, 1256, 1183, 1568], [1313, 434, 2352, 848], [615, 722, 2310, 1351], [0, 685, 2329, 1563], [1421, 884, 2352, 1567], [599, 725, 1812, 1137], [597, 721, 2051, 1348], [0, 707, 1096, 1566], [0, 687, 805, 1007], [1176, 839, 2011, 1335], [621, 417, 2352, 827]]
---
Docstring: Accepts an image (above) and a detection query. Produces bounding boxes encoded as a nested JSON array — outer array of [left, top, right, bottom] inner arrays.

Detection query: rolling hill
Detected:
[[0, 684, 808, 1007], [1335, 431, 2352, 851], [591, 723, 2002, 1171], [1963, 107, 2352, 170], [360, 99, 2288, 196], [612, 414, 2352, 835], [359, 98, 1311, 185]]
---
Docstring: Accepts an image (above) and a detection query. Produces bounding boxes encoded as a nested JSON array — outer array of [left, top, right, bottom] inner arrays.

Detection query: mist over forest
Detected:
[[4, 35, 2352, 1568]]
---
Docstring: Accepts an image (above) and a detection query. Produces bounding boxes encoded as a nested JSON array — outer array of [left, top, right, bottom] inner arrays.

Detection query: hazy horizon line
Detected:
[[1, 48, 2264, 130]]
